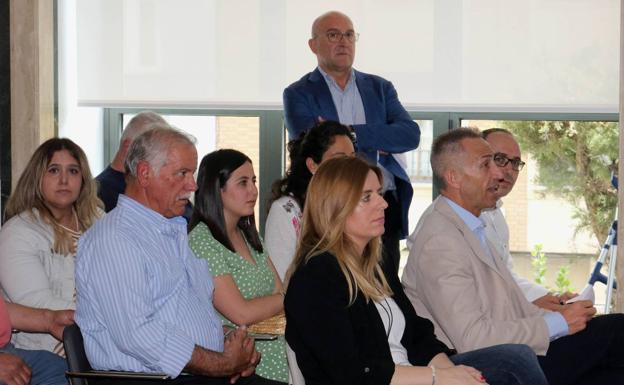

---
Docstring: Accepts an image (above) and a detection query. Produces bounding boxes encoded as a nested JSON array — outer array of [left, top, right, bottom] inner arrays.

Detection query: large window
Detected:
[[405, 120, 434, 182], [462, 117, 618, 309], [104, 110, 620, 296], [105, 109, 283, 232], [121, 113, 262, 221]]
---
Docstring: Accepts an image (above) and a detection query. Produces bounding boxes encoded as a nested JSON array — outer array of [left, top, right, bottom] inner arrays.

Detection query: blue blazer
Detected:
[[283, 68, 420, 237]]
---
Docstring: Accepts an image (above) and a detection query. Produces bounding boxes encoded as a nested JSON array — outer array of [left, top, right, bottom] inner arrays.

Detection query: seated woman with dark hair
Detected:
[[265, 120, 354, 280], [284, 156, 548, 385], [189, 149, 288, 384], [0, 137, 102, 355]]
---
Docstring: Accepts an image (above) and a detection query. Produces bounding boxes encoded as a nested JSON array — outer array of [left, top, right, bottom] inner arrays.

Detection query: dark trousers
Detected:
[[451, 344, 548, 385], [94, 374, 285, 385], [538, 314, 624, 385], [381, 191, 402, 278]]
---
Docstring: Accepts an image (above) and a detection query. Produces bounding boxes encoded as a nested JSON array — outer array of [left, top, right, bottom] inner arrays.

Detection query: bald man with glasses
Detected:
[[481, 129, 577, 311], [283, 11, 420, 277]]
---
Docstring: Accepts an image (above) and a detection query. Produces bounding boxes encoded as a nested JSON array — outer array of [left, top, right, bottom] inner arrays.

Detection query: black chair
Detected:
[[63, 323, 170, 385]]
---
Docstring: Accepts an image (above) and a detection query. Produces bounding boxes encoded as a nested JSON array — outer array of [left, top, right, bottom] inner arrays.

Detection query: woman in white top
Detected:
[[0, 138, 102, 354], [265, 121, 355, 280]]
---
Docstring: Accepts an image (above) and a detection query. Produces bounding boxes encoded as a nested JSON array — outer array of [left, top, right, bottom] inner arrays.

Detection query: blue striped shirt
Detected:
[[75, 195, 224, 377]]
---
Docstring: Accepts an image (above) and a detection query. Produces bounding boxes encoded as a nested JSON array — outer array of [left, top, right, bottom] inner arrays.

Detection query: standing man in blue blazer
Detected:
[[283, 11, 420, 275]]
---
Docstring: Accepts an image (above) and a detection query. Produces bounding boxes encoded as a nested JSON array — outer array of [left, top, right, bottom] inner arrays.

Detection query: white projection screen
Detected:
[[76, 0, 619, 112]]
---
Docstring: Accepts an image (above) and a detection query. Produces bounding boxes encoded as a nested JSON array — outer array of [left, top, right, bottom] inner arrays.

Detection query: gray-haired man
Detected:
[[77, 125, 280, 385]]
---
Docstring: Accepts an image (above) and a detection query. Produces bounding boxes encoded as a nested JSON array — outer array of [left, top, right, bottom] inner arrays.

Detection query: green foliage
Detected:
[[554, 265, 573, 294], [531, 244, 547, 286], [530, 244, 575, 293], [502, 121, 618, 247]]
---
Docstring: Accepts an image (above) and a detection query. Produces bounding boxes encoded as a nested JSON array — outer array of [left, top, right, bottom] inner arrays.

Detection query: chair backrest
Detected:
[[63, 323, 91, 385], [62, 323, 171, 384]]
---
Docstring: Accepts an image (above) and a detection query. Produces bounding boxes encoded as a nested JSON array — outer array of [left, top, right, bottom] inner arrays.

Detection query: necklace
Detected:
[[56, 209, 81, 253], [379, 297, 394, 339], [56, 208, 79, 233]]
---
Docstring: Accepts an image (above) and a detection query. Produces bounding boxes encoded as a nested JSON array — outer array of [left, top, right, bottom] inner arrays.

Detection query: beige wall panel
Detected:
[[10, 0, 55, 190]]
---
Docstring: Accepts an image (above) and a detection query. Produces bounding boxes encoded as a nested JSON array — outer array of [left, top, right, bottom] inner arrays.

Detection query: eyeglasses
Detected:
[[493, 153, 526, 171], [321, 30, 359, 43]]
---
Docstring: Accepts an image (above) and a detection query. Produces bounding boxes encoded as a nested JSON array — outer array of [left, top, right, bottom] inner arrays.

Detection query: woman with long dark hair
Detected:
[[189, 149, 287, 384], [265, 121, 354, 280]]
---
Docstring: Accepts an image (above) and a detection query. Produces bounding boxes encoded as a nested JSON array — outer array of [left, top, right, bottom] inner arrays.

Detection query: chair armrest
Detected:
[[66, 370, 170, 380]]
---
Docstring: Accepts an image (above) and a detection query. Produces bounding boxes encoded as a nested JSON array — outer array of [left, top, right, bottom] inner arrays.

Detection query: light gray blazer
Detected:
[[401, 196, 551, 355]]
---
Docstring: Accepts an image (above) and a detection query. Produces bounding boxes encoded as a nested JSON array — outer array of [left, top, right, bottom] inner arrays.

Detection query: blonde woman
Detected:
[[0, 138, 102, 354], [284, 156, 548, 385]]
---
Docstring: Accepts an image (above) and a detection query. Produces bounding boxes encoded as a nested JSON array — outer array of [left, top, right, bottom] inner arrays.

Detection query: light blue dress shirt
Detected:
[[444, 197, 568, 341], [317, 67, 365, 127], [318, 66, 396, 192], [75, 195, 224, 377]]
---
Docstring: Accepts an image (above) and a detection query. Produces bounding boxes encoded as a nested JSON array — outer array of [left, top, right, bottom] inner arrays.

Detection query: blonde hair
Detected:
[[5, 138, 102, 254], [287, 156, 391, 304]]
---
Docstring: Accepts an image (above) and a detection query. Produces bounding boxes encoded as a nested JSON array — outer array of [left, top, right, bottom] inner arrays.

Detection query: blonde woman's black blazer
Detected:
[[284, 252, 452, 385]]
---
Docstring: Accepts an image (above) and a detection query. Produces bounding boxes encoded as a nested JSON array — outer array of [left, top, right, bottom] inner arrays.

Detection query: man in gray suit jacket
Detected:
[[402, 128, 624, 385]]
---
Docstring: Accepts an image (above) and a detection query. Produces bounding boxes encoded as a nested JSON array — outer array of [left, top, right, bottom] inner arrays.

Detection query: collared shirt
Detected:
[[443, 197, 568, 341], [317, 66, 365, 127], [75, 195, 223, 377], [318, 66, 396, 191], [444, 197, 494, 261], [481, 200, 550, 302]]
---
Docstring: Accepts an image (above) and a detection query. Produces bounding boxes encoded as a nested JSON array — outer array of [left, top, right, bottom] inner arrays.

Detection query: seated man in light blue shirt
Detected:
[[76, 125, 279, 385], [402, 128, 624, 385]]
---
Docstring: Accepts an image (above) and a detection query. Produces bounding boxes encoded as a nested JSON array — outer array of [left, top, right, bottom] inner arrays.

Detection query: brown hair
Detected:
[[287, 156, 391, 304]]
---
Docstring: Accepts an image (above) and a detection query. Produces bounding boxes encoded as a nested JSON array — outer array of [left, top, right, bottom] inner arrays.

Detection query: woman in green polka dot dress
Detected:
[[188, 149, 288, 384]]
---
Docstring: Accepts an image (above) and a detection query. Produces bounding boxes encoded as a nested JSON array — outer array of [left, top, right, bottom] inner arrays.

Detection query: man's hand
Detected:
[[0, 353, 31, 385], [533, 292, 583, 313], [561, 300, 596, 335], [223, 327, 259, 383], [532, 294, 564, 312], [185, 327, 260, 379], [557, 292, 578, 303], [46, 309, 75, 341]]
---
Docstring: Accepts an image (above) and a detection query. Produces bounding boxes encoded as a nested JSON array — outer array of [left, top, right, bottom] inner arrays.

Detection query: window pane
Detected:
[[462, 119, 618, 310], [122, 114, 261, 223], [400, 120, 434, 273]]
